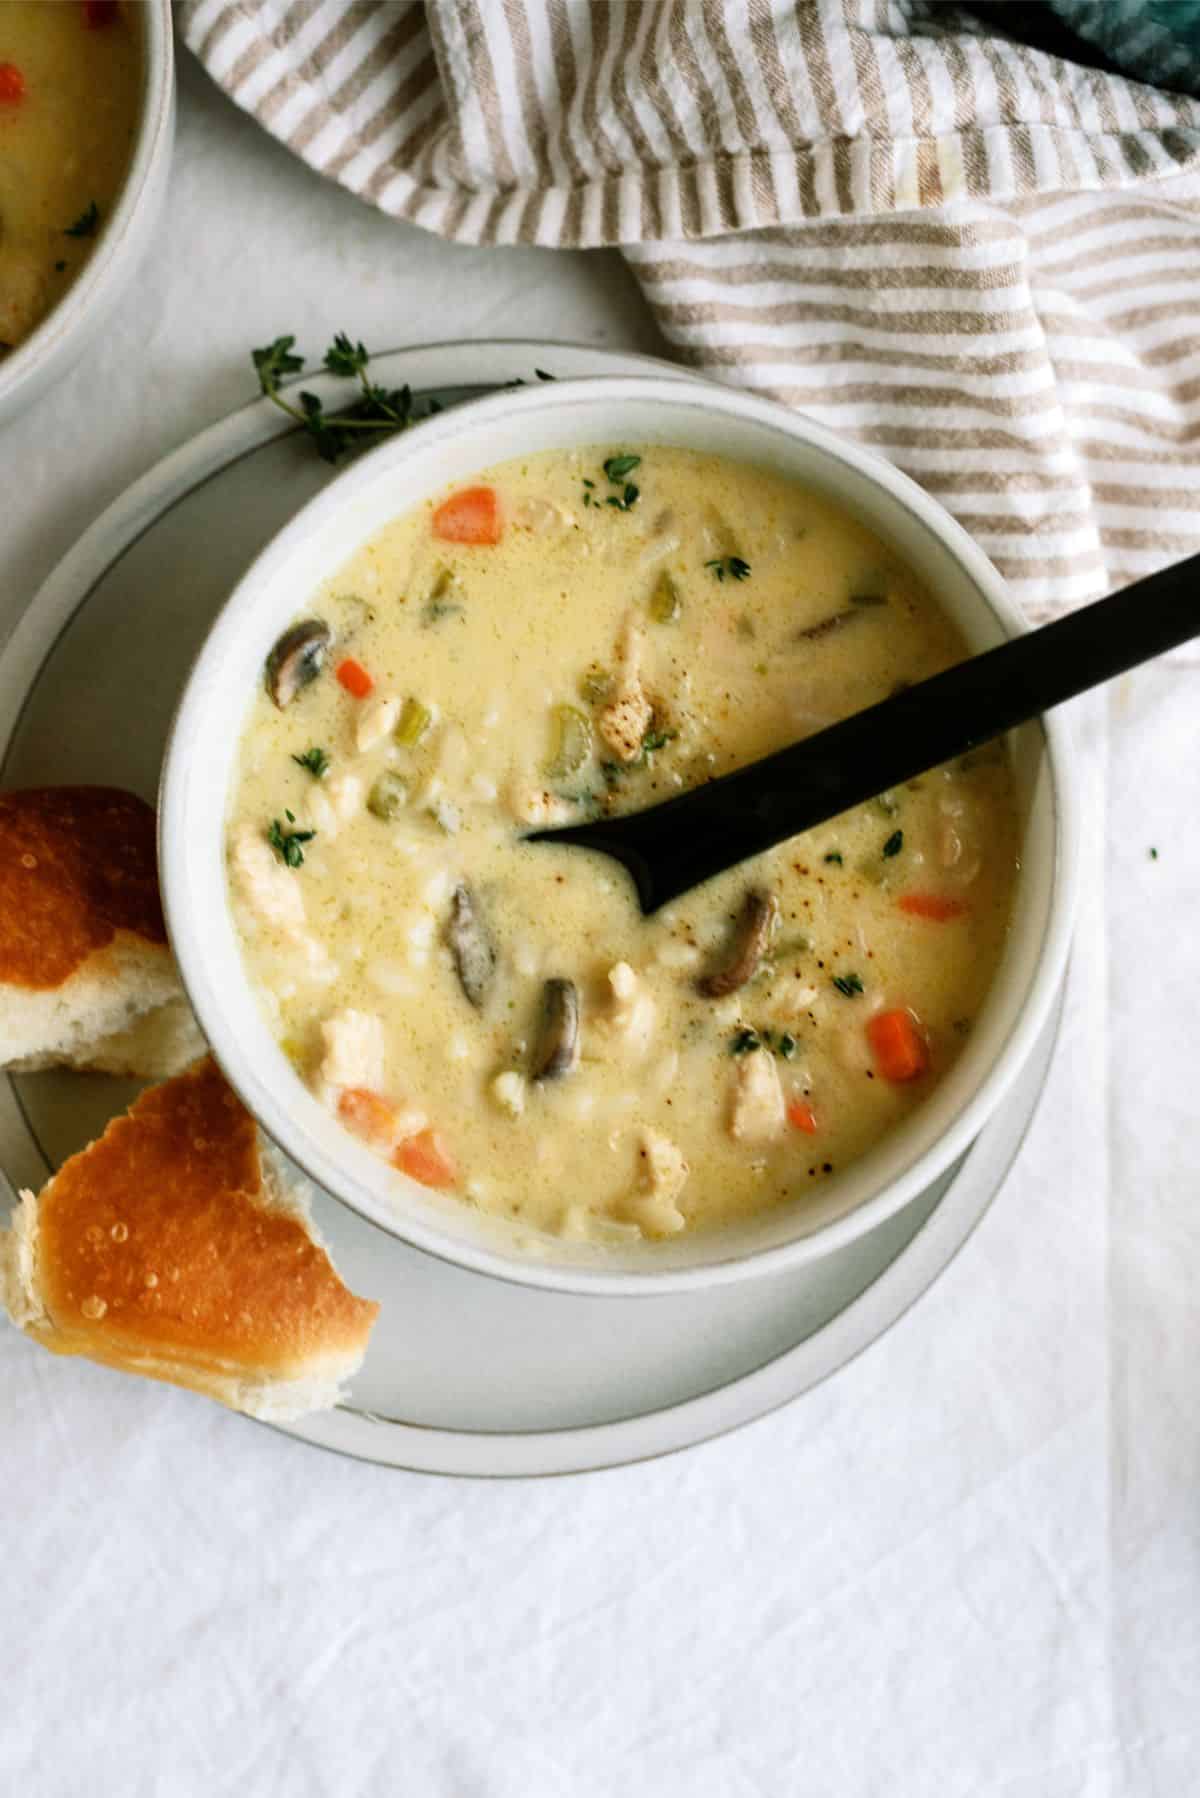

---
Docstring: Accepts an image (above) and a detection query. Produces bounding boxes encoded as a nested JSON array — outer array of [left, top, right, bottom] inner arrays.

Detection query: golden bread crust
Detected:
[[31, 1058, 378, 1382], [0, 787, 167, 992]]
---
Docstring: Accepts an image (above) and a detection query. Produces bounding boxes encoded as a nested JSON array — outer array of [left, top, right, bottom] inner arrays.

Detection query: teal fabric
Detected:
[[1047, 0, 1200, 93]]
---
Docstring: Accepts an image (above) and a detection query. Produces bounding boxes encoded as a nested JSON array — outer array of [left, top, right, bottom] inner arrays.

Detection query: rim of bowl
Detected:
[[160, 374, 1081, 1297], [0, 0, 174, 408]]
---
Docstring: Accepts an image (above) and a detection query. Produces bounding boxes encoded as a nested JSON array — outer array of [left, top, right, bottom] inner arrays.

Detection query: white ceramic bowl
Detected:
[[0, 0, 174, 424], [160, 376, 1080, 1296]]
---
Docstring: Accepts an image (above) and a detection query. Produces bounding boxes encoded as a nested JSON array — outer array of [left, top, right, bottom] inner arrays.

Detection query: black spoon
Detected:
[[529, 551, 1200, 912]]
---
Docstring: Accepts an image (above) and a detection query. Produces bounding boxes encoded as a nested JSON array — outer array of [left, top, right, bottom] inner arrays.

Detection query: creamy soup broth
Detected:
[[228, 446, 1019, 1243], [0, 1, 141, 354]]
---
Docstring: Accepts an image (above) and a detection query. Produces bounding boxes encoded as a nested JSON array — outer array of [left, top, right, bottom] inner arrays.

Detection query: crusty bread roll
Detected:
[[0, 786, 203, 1077], [0, 1057, 379, 1421]]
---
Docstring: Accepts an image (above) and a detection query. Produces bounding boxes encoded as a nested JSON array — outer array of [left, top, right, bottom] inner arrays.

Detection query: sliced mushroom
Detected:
[[265, 618, 331, 708], [796, 595, 887, 643], [532, 978, 580, 1082], [696, 888, 779, 998], [445, 884, 495, 1010], [796, 608, 857, 644]]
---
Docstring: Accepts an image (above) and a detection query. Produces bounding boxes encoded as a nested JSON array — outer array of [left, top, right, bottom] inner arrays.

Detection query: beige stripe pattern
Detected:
[[180, 0, 1200, 619]]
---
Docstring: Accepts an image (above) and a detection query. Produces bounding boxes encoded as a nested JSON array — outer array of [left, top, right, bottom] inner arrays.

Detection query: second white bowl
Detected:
[[0, 0, 174, 424]]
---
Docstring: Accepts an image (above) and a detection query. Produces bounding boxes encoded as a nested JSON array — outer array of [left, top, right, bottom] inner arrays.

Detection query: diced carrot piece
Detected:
[[394, 1128, 458, 1191], [787, 1099, 819, 1135], [83, 0, 119, 25], [897, 892, 968, 922], [336, 656, 374, 698], [868, 1009, 929, 1083], [432, 486, 502, 546], [338, 1087, 400, 1149], [0, 63, 26, 104]]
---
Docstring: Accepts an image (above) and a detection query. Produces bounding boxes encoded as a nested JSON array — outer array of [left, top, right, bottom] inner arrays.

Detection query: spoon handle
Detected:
[[536, 550, 1200, 912]]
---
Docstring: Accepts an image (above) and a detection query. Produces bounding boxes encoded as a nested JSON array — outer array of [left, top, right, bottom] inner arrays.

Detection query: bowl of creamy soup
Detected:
[[161, 375, 1080, 1294], [0, 0, 173, 422]]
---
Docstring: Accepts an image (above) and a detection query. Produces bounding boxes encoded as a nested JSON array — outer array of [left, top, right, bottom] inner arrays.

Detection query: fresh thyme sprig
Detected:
[[291, 746, 330, 779], [252, 335, 558, 464], [251, 333, 415, 465], [267, 811, 316, 868], [705, 555, 752, 582]]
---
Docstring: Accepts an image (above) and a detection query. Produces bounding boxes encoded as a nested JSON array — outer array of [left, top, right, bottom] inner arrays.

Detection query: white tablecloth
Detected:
[[2, 54, 1196, 1798]]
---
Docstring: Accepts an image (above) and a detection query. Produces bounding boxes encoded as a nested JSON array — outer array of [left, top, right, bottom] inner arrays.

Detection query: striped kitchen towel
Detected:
[[180, 0, 1200, 620]]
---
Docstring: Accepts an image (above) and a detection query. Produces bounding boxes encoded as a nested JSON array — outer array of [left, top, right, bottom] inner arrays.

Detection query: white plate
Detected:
[[0, 340, 1063, 1477]]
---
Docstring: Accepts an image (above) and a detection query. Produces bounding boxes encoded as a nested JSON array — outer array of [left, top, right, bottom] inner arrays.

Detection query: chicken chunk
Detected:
[[589, 961, 656, 1061], [597, 619, 653, 762], [318, 1009, 386, 1093], [506, 782, 573, 827], [490, 1070, 527, 1117], [230, 822, 313, 949], [354, 694, 400, 754], [513, 496, 569, 534], [620, 1128, 689, 1237], [326, 773, 364, 821], [769, 979, 820, 1017], [937, 811, 982, 886], [728, 1049, 786, 1145]]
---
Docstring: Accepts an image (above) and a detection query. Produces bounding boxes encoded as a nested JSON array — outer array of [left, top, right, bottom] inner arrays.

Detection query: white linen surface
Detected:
[[0, 58, 1195, 1798]]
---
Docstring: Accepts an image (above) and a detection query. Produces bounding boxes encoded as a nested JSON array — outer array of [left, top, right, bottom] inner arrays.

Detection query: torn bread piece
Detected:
[[0, 787, 204, 1076], [0, 1057, 378, 1421]]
